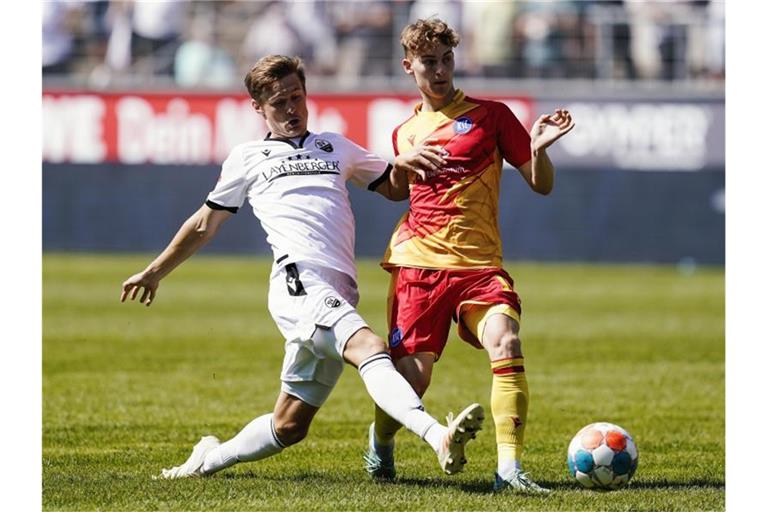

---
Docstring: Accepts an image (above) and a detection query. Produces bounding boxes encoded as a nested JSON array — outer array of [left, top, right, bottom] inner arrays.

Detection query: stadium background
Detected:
[[43, 0, 724, 264], [40, 1, 727, 510]]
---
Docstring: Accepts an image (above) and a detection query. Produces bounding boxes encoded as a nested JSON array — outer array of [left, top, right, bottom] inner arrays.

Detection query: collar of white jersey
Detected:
[[264, 131, 311, 149]]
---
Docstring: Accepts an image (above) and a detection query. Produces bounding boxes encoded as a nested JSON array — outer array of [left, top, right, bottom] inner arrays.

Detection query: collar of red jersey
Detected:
[[415, 89, 465, 115]]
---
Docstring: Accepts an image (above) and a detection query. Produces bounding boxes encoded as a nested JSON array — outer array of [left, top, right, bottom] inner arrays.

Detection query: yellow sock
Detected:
[[490, 357, 528, 476], [374, 404, 402, 445]]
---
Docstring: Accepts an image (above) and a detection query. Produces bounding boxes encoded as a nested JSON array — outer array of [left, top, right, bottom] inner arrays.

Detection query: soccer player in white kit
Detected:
[[120, 55, 484, 479]]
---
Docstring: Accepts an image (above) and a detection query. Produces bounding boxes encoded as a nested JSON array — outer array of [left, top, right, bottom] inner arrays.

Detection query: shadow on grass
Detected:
[[216, 471, 724, 494], [216, 470, 566, 495]]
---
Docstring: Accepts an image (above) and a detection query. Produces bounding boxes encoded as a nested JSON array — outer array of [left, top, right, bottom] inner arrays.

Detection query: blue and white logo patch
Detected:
[[389, 327, 403, 348], [453, 116, 473, 134]]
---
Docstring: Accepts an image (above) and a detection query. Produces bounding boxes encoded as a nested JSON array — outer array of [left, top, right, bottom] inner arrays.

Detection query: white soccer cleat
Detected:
[[494, 470, 552, 494], [438, 403, 484, 475], [155, 435, 220, 480]]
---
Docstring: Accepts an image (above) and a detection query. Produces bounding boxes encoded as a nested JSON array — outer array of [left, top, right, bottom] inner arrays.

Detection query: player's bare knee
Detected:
[[495, 331, 523, 359], [345, 329, 388, 364], [360, 333, 387, 355]]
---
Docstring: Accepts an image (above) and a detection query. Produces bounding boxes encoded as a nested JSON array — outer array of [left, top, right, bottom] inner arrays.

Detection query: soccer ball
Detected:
[[567, 422, 638, 490]]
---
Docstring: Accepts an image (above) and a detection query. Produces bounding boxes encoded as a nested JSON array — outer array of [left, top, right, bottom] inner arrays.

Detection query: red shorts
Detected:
[[387, 266, 522, 360]]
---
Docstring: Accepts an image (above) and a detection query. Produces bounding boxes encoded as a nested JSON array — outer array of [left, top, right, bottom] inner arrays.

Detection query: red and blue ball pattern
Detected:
[[567, 422, 639, 490]]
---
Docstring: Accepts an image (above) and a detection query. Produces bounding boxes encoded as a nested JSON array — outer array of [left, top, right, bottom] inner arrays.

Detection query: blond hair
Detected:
[[400, 18, 460, 57], [244, 55, 306, 102]]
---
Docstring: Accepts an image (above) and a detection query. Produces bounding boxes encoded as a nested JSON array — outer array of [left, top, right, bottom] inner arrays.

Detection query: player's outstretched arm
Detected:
[[375, 138, 448, 201], [120, 204, 232, 306], [519, 109, 575, 195]]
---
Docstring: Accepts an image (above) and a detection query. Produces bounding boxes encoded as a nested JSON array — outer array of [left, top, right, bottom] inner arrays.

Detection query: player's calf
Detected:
[[273, 418, 310, 446]]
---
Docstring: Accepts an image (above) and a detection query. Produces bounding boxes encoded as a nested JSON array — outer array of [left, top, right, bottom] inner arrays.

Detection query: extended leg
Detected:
[[344, 330, 445, 444], [201, 392, 318, 475], [372, 352, 434, 441], [345, 328, 483, 477], [367, 352, 435, 479], [158, 392, 318, 479]]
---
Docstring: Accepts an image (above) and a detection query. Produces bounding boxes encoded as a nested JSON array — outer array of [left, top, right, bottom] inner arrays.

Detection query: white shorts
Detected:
[[268, 261, 368, 407]]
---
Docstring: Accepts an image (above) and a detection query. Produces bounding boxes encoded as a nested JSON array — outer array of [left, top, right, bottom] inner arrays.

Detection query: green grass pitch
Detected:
[[43, 253, 724, 510]]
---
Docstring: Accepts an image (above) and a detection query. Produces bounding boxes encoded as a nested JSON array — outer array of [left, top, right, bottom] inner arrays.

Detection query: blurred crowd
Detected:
[[42, 0, 725, 88]]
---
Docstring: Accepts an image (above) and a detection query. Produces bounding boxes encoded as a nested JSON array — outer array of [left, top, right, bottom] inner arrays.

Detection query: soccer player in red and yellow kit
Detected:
[[363, 19, 574, 493]]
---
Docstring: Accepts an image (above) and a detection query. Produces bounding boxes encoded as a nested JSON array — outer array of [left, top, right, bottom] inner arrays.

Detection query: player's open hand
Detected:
[[530, 109, 575, 151], [394, 137, 448, 181], [120, 271, 159, 307]]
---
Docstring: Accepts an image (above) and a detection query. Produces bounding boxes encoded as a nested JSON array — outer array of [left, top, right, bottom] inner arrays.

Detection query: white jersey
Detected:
[[206, 131, 391, 280]]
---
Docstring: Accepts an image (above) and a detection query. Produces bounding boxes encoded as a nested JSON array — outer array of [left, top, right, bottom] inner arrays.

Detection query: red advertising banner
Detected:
[[42, 91, 534, 165]]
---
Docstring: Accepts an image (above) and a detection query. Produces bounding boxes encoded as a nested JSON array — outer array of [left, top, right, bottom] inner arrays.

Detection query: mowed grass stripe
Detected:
[[43, 254, 724, 511]]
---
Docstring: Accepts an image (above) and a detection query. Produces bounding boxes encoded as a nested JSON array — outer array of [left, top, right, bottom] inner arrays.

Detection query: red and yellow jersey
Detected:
[[383, 90, 532, 270]]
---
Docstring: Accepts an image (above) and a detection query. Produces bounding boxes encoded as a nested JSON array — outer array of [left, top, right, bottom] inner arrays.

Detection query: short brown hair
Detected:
[[244, 55, 306, 102], [400, 18, 460, 58]]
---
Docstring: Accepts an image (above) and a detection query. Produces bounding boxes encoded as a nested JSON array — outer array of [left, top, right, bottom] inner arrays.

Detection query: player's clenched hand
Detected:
[[530, 109, 575, 151], [120, 271, 159, 307], [394, 138, 448, 181]]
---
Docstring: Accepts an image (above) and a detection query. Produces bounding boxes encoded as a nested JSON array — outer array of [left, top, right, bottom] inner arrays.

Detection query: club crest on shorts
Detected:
[[389, 327, 403, 348], [324, 296, 342, 308], [453, 116, 473, 134], [315, 139, 334, 153]]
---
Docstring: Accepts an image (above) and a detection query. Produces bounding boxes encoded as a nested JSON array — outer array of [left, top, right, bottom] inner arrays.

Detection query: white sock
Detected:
[[498, 459, 523, 479], [202, 413, 285, 475], [422, 422, 449, 453], [358, 353, 445, 450]]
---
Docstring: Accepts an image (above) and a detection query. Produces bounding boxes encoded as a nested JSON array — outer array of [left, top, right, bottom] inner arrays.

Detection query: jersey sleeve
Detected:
[[496, 102, 532, 168], [339, 136, 392, 191], [206, 145, 248, 213]]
